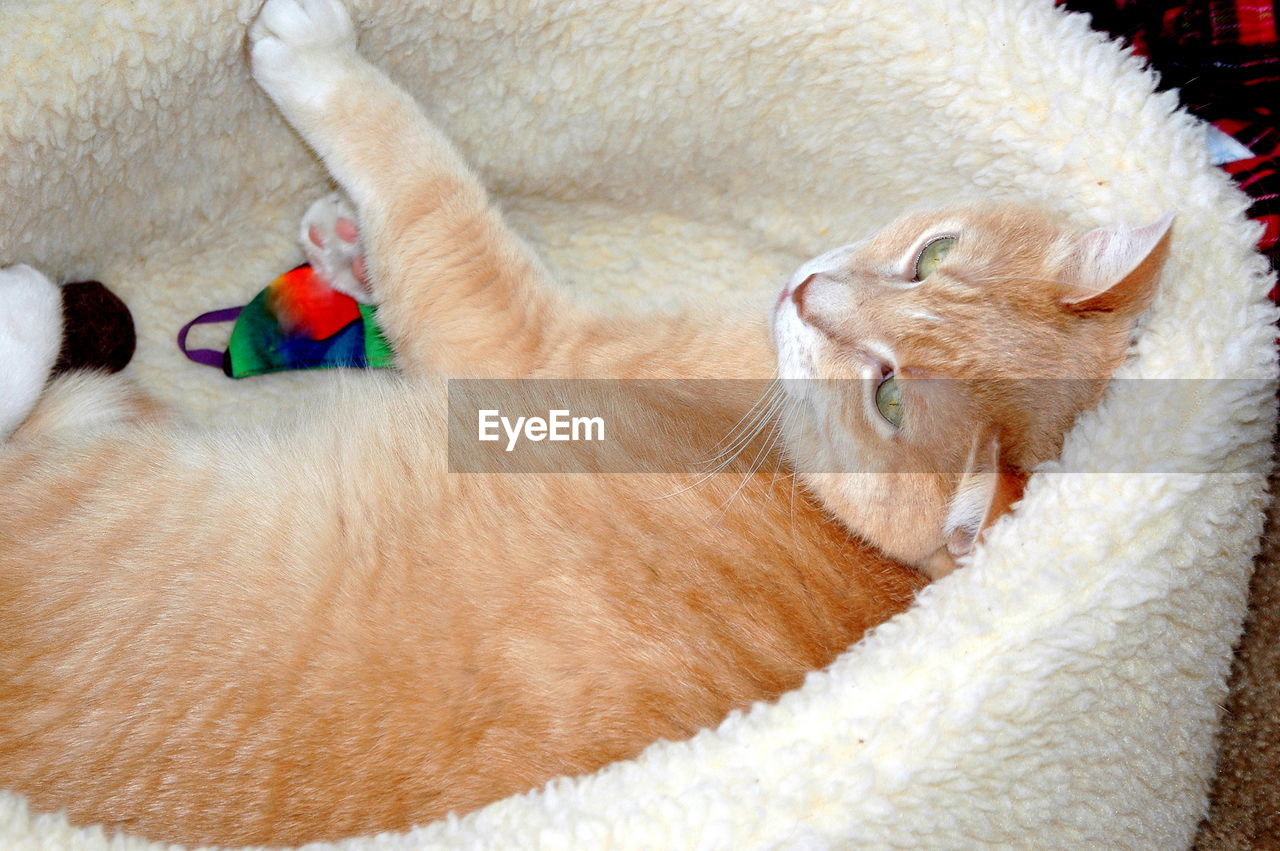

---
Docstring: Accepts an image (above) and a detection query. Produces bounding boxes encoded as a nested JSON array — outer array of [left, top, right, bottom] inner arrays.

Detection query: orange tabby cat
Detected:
[[0, 0, 1172, 844]]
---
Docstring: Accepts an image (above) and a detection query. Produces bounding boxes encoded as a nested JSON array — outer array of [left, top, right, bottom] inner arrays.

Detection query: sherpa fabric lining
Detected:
[[0, 0, 1275, 847]]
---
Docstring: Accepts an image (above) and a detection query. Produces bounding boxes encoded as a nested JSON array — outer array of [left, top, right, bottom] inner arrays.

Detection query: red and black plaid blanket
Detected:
[[1060, 1, 1279, 288]]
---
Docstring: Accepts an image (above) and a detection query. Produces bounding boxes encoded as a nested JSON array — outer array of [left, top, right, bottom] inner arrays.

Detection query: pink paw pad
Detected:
[[334, 219, 367, 284], [299, 193, 373, 303], [335, 217, 359, 243]]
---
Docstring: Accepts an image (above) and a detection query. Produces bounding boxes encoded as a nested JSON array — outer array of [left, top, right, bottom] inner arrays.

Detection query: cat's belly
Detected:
[[0, 396, 921, 845]]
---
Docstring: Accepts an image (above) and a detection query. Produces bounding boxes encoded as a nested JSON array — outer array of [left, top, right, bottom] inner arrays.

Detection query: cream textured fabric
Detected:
[[0, 0, 1275, 848]]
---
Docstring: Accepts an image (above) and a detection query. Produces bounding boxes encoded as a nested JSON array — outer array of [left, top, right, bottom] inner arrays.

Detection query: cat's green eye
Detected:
[[913, 236, 956, 281], [875, 375, 903, 428]]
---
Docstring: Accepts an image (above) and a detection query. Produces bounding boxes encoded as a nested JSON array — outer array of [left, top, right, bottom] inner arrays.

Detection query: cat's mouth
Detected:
[[772, 283, 820, 387]]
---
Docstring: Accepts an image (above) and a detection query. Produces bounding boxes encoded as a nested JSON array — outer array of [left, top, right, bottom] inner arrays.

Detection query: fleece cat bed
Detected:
[[1, 0, 1276, 847]]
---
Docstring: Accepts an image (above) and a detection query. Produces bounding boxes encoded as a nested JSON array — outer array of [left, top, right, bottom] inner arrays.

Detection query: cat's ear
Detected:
[[1059, 213, 1175, 315], [940, 434, 1025, 565]]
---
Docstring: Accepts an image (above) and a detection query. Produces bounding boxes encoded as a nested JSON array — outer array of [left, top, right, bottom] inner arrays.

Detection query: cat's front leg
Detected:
[[247, 0, 361, 148], [249, 0, 576, 377]]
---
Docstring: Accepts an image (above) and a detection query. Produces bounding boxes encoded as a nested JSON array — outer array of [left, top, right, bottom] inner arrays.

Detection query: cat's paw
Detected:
[[301, 192, 373, 303], [0, 265, 63, 439], [249, 0, 358, 109], [251, 0, 355, 55]]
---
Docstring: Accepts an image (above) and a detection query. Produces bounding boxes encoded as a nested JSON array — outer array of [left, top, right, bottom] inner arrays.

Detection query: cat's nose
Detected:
[[791, 273, 816, 321]]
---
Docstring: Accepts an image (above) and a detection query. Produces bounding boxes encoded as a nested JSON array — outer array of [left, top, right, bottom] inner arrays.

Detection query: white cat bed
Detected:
[[1, 0, 1275, 847]]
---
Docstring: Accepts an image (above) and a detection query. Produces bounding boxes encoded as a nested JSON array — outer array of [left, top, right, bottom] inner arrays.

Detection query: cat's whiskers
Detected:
[[699, 379, 782, 467], [767, 394, 800, 489], [715, 406, 789, 514], [644, 381, 785, 503], [768, 398, 806, 547]]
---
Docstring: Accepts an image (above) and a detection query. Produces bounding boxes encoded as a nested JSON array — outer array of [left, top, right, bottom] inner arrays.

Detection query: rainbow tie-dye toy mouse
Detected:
[[178, 263, 393, 378]]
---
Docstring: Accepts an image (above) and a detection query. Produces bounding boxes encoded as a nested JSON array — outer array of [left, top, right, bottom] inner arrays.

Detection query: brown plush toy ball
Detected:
[[52, 280, 136, 375]]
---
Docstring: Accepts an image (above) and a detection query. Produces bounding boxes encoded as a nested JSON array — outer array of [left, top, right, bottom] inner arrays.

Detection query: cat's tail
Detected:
[[9, 371, 170, 443]]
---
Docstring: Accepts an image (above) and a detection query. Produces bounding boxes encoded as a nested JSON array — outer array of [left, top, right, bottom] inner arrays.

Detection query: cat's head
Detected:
[[772, 204, 1173, 579]]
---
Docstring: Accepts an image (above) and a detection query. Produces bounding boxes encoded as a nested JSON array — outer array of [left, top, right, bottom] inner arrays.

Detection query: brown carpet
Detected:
[[1195, 460, 1280, 849]]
